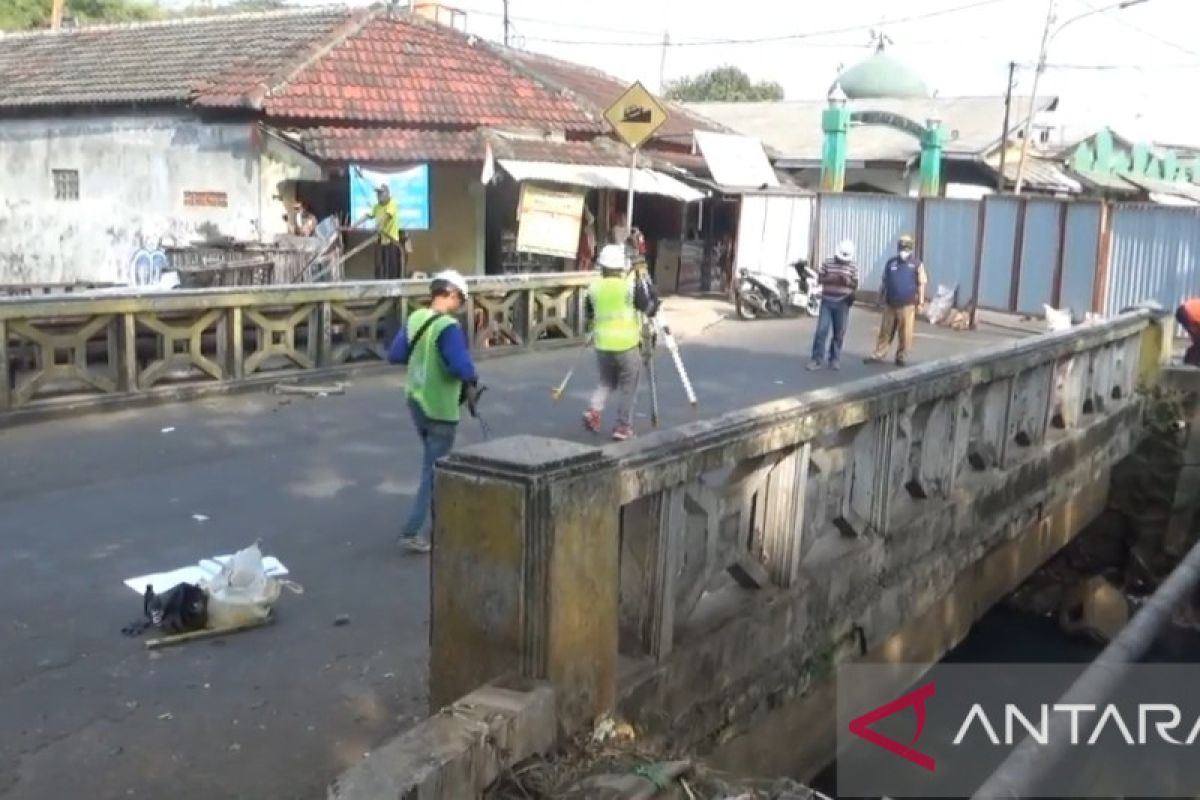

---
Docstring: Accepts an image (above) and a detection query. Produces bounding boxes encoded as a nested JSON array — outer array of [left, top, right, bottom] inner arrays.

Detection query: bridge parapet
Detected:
[[432, 311, 1169, 746], [0, 272, 590, 418]]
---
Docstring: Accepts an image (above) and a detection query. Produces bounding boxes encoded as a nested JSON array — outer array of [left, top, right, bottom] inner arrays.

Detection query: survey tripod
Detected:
[[550, 263, 697, 426], [630, 259, 698, 427]]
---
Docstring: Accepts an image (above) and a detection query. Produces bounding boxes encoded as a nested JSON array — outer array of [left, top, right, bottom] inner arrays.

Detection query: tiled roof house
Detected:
[[0, 6, 706, 284]]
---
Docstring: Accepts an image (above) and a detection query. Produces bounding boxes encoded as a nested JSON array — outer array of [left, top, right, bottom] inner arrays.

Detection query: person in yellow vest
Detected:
[[387, 270, 481, 553], [583, 244, 658, 441], [355, 184, 405, 280]]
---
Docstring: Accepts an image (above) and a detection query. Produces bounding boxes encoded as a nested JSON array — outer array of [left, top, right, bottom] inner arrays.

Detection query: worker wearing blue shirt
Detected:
[[387, 270, 479, 554]]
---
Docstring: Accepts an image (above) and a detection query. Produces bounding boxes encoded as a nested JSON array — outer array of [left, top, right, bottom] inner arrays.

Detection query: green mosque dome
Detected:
[[831, 46, 929, 100]]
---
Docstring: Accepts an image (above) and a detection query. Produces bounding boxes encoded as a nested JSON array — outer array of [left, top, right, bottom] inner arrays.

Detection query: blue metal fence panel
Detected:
[[921, 199, 979, 303], [978, 197, 1020, 310], [817, 194, 918, 290], [1106, 204, 1200, 318], [1016, 200, 1063, 314], [1059, 203, 1102, 315]]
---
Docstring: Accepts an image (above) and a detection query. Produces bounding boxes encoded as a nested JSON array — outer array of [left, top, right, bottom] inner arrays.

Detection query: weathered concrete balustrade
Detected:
[[0, 272, 591, 419], [431, 310, 1170, 763]]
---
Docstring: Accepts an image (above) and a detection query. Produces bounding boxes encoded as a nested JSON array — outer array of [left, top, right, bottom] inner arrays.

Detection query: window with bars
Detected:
[[53, 169, 79, 201]]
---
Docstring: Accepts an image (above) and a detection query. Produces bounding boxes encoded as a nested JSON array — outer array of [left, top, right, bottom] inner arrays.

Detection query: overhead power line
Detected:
[[504, 0, 1010, 48], [1077, 0, 1200, 58]]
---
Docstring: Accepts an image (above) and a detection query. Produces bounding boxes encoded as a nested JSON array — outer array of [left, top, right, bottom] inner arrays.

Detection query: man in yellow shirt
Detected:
[[356, 184, 404, 279]]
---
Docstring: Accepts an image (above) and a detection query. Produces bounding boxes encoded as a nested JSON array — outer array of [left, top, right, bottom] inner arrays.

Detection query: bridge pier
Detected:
[[431, 437, 621, 732], [430, 310, 1170, 753]]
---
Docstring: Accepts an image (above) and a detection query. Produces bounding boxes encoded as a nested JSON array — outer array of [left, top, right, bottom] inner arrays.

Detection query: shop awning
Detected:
[[693, 130, 780, 190], [497, 159, 706, 203]]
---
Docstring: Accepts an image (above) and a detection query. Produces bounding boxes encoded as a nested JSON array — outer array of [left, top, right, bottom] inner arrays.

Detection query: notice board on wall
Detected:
[[516, 184, 585, 259]]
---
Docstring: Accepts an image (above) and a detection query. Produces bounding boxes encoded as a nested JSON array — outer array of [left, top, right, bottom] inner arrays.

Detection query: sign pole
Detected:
[[625, 145, 638, 242]]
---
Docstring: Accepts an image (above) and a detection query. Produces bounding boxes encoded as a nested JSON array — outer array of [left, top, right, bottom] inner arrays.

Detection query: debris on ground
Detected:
[[120, 542, 300, 648], [486, 718, 829, 800], [273, 381, 346, 397], [191, 514, 209, 522], [333, 614, 351, 627]]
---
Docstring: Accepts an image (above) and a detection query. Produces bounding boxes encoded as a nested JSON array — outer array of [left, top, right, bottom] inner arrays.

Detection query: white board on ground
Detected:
[[124, 554, 289, 595]]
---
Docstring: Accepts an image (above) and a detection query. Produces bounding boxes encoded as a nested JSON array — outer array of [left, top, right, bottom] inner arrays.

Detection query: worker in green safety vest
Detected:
[[387, 270, 482, 553], [582, 244, 658, 441]]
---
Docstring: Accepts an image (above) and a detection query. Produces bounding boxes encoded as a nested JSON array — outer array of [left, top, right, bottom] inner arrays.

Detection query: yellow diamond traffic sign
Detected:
[[604, 81, 669, 150]]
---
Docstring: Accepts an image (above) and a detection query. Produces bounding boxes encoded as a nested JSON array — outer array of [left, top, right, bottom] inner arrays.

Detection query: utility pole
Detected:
[[50, 0, 65, 29], [502, 0, 510, 46], [1013, 0, 1056, 195], [658, 30, 670, 93], [997, 61, 1016, 192]]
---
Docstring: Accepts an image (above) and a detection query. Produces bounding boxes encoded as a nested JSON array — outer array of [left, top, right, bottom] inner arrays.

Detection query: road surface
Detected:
[[0, 308, 1035, 799]]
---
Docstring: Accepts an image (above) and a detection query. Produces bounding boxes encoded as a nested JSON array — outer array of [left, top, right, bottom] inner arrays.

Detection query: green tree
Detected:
[[170, 0, 286, 18], [0, 0, 159, 30], [663, 66, 784, 103]]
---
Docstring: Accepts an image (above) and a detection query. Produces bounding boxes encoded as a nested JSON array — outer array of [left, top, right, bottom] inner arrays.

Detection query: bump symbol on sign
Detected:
[[623, 105, 652, 124]]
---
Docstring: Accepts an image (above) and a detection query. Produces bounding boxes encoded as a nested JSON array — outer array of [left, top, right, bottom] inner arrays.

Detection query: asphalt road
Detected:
[[0, 308, 1033, 800]]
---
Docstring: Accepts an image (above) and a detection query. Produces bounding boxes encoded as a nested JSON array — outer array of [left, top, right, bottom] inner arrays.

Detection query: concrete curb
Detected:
[[327, 681, 556, 800]]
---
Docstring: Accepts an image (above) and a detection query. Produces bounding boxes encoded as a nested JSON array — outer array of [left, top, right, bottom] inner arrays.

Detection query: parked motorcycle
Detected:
[[734, 259, 821, 320]]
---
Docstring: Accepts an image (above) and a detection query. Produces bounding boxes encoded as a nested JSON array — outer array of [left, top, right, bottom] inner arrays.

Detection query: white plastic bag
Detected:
[[201, 541, 300, 629], [1044, 304, 1073, 332], [924, 284, 956, 325]]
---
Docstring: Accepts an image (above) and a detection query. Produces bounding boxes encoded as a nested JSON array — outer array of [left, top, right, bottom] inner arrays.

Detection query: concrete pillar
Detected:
[[430, 435, 621, 732], [820, 92, 850, 193], [919, 119, 946, 197], [1138, 312, 1173, 389]]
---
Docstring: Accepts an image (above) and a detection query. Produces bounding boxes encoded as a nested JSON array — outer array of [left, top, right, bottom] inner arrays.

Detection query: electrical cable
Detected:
[[507, 0, 1010, 48]]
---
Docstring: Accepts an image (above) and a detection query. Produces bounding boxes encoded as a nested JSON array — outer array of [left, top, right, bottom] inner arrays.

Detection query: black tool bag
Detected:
[[121, 582, 209, 637]]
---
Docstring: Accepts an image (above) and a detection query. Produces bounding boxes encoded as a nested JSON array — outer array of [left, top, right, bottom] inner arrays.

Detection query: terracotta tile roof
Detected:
[[0, 9, 603, 133], [259, 14, 601, 131], [295, 127, 639, 166], [0, 8, 352, 110], [488, 135, 632, 167], [495, 47, 729, 143], [299, 127, 483, 162]]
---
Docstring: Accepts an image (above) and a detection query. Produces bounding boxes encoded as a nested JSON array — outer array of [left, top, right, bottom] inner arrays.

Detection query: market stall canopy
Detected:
[[496, 159, 706, 203], [693, 131, 779, 190]]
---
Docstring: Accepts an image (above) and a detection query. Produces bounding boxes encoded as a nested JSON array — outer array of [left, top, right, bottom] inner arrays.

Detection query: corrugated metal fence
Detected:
[[799, 193, 1188, 320], [817, 193, 918, 290], [1105, 205, 1200, 318]]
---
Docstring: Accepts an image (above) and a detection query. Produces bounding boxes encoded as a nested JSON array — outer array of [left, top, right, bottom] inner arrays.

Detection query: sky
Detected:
[[433, 0, 1200, 147]]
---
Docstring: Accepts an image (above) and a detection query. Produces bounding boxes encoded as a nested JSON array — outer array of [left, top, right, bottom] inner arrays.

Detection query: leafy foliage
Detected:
[[0, 0, 159, 30], [663, 66, 784, 103]]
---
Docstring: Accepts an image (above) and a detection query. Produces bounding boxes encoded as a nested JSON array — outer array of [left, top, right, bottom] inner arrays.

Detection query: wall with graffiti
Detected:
[[0, 113, 319, 286]]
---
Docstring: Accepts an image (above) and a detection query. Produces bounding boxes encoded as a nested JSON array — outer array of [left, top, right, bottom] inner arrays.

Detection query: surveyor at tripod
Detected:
[[387, 270, 483, 554], [807, 238, 859, 372], [583, 244, 658, 441], [865, 233, 927, 367]]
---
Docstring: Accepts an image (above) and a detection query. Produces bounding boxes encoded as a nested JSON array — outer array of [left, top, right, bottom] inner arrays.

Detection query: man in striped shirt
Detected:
[[807, 239, 860, 371]]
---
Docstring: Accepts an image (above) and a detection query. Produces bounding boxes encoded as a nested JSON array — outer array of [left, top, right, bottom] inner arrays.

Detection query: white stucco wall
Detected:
[[0, 113, 319, 285]]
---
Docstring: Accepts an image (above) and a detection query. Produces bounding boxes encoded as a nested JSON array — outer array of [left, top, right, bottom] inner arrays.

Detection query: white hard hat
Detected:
[[596, 243, 629, 272], [430, 269, 469, 298], [835, 239, 855, 262]]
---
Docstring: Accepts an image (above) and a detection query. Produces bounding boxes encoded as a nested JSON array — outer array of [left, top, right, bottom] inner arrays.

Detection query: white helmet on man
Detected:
[[835, 239, 856, 262], [430, 269, 469, 299], [596, 243, 629, 273]]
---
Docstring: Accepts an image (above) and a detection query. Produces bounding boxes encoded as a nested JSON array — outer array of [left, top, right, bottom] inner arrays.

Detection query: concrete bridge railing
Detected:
[[431, 310, 1170, 758], [0, 272, 591, 420]]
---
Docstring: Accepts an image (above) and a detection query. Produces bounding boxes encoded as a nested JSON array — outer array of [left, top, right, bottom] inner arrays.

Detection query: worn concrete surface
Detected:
[[0, 308, 1029, 800]]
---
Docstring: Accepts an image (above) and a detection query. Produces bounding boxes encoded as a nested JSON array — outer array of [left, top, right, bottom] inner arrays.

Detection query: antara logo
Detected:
[[848, 682, 937, 772], [953, 703, 1200, 746]]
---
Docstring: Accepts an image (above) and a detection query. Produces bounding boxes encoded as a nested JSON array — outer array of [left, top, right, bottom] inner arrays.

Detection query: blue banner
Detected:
[[349, 164, 430, 231]]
